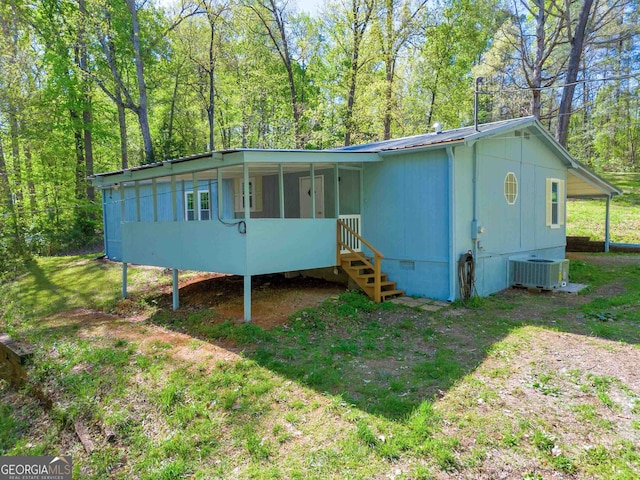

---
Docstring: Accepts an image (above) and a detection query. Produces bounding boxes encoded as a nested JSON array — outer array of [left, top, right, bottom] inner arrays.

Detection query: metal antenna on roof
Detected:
[[474, 77, 484, 132]]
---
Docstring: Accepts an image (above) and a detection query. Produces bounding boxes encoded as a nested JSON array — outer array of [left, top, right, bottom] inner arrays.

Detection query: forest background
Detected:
[[0, 0, 638, 278]]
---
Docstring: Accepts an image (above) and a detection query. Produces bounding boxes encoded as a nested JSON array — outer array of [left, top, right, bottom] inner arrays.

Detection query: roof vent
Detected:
[[432, 122, 443, 134]]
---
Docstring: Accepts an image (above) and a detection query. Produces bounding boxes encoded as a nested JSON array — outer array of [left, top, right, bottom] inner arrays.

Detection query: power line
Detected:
[[479, 74, 639, 94]]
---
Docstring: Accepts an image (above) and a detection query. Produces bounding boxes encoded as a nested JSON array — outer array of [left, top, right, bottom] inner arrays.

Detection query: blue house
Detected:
[[91, 117, 620, 320]]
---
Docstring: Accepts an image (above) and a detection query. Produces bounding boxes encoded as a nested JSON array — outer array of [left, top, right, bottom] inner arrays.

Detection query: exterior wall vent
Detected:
[[400, 260, 415, 270], [510, 258, 569, 290]]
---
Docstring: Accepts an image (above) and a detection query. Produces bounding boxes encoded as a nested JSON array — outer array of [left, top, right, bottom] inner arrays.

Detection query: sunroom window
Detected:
[[185, 190, 210, 221]]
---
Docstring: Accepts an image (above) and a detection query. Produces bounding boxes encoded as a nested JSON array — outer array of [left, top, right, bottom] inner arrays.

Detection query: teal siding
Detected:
[[102, 180, 234, 261], [102, 127, 571, 299], [123, 221, 247, 274], [121, 218, 336, 276], [453, 130, 567, 297], [103, 189, 122, 260], [362, 150, 450, 300], [246, 219, 336, 275]]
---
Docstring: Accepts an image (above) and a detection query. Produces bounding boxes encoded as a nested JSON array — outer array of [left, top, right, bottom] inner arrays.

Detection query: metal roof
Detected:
[[330, 117, 534, 153], [90, 116, 620, 198], [331, 116, 621, 197]]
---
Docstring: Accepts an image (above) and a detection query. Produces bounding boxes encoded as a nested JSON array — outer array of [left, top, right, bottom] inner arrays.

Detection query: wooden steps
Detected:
[[337, 219, 404, 303], [339, 252, 404, 302]]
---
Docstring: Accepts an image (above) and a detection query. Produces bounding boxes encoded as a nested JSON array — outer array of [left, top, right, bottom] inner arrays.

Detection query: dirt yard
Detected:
[[160, 273, 345, 328]]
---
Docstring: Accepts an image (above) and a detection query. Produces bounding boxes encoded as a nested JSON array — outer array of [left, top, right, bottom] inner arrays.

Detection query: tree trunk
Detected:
[[0, 137, 23, 255], [104, 33, 129, 170], [381, 0, 394, 140], [530, 0, 546, 119], [116, 83, 129, 170], [78, 0, 94, 203], [8, 105, 22, 206], [208, 16, 215, 151], [426, 89, 437, 129], [22, 145, 36, 211], [344, 57, 358, 147], [344, 0, 372, 147], [383, 59, 394, 140], [125, 0, 154, 163], [0, 137, 14, 211], [284, 49, 301, 148], [167, 67, 180, 158], [556, 0, 594, 146], [253, 0, 302, 148], [71, 109, 86, 201]]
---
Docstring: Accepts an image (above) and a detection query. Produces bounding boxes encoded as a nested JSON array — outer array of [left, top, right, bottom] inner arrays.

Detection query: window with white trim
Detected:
[[234, 176, 262, 212], [504, 172, 518, 204], [185, 190, 210, 221], [545, 178, 565, 228]]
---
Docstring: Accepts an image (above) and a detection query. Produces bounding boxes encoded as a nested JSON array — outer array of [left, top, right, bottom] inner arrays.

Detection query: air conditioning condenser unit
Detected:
[[510, 258, 569, 290]]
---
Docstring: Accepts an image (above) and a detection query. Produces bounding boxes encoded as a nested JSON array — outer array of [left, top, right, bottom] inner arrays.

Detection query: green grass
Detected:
[[567, 172, 640, 243], [0, 402, 26, 454], [1, 254, 640, 478]]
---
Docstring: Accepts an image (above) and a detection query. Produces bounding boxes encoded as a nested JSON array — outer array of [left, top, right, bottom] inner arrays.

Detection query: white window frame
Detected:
[[504, 172, 518, 205], [234, 176, 262, 213], [545, 178, 565, 228], [184, 190, 211, 221]]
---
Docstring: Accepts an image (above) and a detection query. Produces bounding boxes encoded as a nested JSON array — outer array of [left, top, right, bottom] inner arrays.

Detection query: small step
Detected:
[[380, 289, 405, 299], [357, 273, 388, 282], [343, 265, 374, 275], [346, 260, 373, 269], [341, 254, 372, 262]]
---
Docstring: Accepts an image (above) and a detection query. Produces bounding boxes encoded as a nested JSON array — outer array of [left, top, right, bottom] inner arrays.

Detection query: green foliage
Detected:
[[0, 403, 25, 454]]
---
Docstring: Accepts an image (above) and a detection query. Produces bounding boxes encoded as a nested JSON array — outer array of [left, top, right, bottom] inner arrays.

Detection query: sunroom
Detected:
[[92, 150, 380, 320]]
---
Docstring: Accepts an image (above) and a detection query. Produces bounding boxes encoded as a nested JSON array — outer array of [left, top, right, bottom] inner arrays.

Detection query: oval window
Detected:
[[504, 172, 518, 205]]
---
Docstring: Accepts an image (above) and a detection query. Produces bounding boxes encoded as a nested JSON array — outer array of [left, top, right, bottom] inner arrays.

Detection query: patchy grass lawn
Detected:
[[1, 254, 639, 479], [567, 172, 640, 244]]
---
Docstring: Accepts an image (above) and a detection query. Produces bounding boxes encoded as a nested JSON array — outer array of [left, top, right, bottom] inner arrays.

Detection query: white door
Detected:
[[299, 175, 325, 218]]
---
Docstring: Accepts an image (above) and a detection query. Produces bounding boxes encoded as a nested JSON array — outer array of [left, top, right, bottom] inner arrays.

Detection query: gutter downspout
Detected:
[[446, 147, 456, 302]]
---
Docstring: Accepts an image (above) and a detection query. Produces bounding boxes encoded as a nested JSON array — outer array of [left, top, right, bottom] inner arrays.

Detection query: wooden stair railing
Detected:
[[337, 219, 404, 302]]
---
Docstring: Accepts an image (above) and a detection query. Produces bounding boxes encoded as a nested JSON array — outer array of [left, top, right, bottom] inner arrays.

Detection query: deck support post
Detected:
[[171, 175, 177, 221], [359, 167, 364, 221], [217, 168, 224, 219], [192, 172, 198, 220], [243, 275, 251, 322], [278, 164, 285, 218], [120, 183, 125, 220], [135, 181, 141, 221], [172, 269, 179, 310], [310, 164, 315, 219], [152, 178, 158, 221], [604, 195, 611, 253], [334, 164, 340, 217], [243, 163, 250, 221], [122, 262, 128, 299]]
